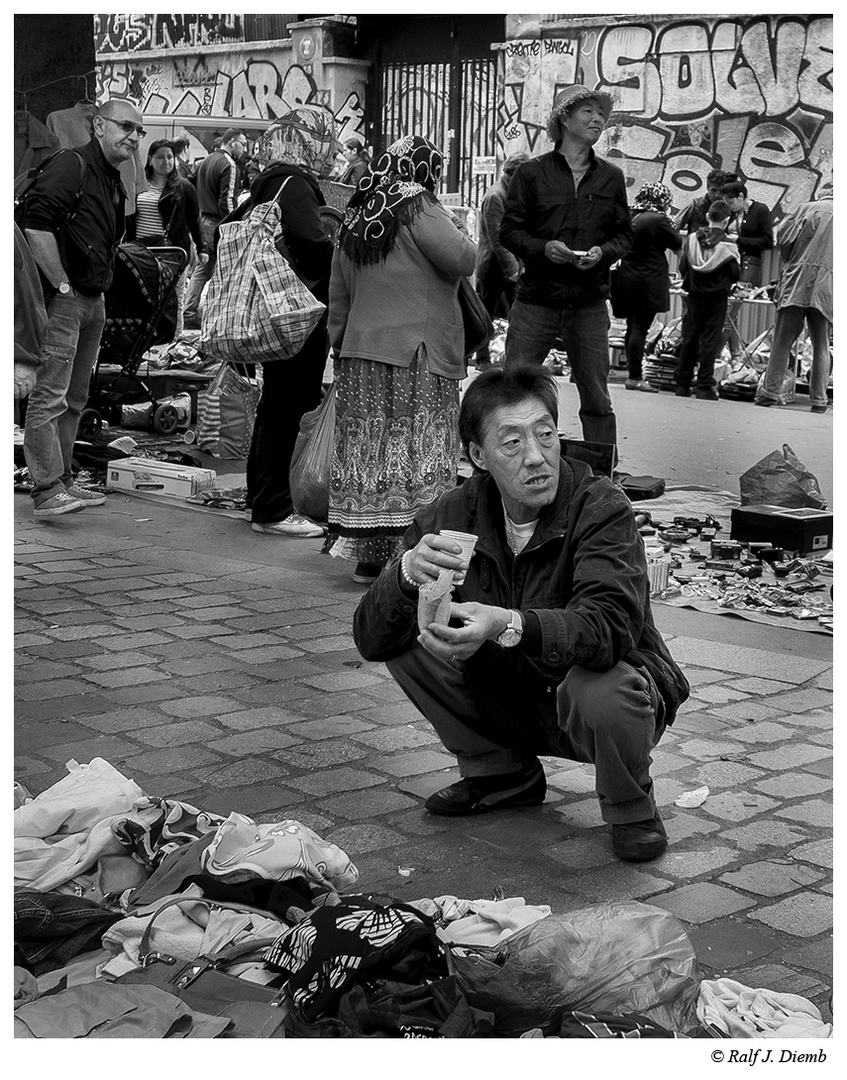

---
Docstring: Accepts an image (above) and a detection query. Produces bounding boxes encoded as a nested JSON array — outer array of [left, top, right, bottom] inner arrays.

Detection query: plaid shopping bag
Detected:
[[200, 196, 325, 365]]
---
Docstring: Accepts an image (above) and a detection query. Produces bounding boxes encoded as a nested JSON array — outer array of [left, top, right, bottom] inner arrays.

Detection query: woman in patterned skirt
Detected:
[[326, 135, 477, 583]]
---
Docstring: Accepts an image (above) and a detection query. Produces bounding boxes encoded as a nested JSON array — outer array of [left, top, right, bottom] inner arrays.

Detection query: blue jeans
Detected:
[[183, 215, 218, 321], [759, 306, 831, 408], [504, 298, 617, 450], [23, 292, 106, 503]]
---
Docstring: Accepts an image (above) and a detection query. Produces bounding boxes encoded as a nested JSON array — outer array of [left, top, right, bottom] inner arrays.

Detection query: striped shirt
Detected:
[[135, 187, 164, 239]]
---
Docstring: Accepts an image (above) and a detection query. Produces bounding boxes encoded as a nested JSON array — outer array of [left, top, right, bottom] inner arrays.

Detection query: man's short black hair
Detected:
[[706, 169, 727, 187], [459, 365, 559, 455], [708, 198, 731, 223], [721, 180, 747, 199], [222, 127, 246, 145]]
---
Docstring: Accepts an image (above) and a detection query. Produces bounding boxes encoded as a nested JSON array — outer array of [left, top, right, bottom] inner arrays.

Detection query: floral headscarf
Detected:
[[256, 107, 338, 179], [632, 181, 673, 215], [339, 135, 444, 266]]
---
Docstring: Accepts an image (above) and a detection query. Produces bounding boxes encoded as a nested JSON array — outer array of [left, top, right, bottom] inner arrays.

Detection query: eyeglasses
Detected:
[[99, 116, 147, 139]]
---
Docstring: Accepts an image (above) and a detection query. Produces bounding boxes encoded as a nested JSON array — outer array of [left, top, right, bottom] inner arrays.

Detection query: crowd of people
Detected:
[[13, 88, 832, 854]]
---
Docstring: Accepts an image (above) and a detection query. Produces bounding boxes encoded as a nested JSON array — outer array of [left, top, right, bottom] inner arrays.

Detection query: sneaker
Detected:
[[611, 809, 667, 862], [251, 514, 326, 537], [674, 386, 691, 397], [695, 388, 719, 400], [33, 491, 86, 518], [424, 763, 546, 816], [625, 378, 658, 393], [353, 562, 381, 584], [66, 484, 107, 507]]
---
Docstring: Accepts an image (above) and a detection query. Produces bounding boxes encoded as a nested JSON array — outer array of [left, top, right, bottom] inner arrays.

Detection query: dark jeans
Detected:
[[246, 317, 329, 524], [475, 264, 516, 363], [675, 292, 729, 390], [504, 298, 616, 450], [625, 309, 657, 381], [387, 644, 666, 825]]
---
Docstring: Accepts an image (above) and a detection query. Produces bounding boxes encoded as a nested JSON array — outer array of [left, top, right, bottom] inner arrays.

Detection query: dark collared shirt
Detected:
[[25, 139, 126, 295]]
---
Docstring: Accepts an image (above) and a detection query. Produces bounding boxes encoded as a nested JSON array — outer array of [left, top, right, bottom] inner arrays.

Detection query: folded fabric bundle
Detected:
[[697, 978, 832, 1038], [436, 897, 552, 947], [14, 889, 124, 976]]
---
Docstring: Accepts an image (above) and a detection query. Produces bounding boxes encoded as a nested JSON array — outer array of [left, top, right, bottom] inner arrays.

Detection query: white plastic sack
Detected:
[[200, 200, 325, 365]]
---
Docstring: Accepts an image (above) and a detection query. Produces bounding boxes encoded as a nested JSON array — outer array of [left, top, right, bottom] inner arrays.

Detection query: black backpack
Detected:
[[14, 149, 87, 236]]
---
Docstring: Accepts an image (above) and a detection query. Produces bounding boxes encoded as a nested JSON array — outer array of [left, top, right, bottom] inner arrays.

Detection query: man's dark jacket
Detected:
[[354, 459, 689, 726], [734, 200, 774, 259], [500, 149, 632, 308], [195, 148, 241, 221], [24, 140, 126, 295]]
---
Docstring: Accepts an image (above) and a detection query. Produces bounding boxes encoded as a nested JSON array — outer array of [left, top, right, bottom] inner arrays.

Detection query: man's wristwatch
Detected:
[[496, 609, 523, 648], [57, 281, 72, 296]]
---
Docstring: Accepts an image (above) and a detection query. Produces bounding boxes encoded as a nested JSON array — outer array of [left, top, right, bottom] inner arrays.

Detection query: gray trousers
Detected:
[[386, 645, 666, 824]]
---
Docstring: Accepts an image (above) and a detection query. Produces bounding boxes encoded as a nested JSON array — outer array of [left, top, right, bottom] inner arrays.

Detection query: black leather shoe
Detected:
[[674, 386, 691, 397], [611, 810, 668, 862], [424, 764, 546, 816], [695, 388, 719, 400]]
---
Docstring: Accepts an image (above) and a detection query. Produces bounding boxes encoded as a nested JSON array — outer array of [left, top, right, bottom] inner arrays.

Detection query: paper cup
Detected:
[[440, 529, 478, 585]]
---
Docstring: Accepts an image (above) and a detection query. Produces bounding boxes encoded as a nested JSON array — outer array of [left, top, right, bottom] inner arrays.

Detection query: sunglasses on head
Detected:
[[99, 116, 147, 139]]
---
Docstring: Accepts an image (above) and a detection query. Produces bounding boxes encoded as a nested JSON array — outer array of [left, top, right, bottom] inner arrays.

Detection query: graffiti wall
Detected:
[[96, 49, 365, 144], [94, 14, 244, 53], [498, 16, 832, 216]]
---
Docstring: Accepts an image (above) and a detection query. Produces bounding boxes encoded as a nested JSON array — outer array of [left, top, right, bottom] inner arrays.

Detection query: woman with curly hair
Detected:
[[611, 181, 682, 392], [325, 135, 477, 583]]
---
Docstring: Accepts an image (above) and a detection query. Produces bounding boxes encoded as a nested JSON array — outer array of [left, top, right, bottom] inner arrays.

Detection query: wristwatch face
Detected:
[[58, 282, 71, 295], [497, 627, 522, 648]]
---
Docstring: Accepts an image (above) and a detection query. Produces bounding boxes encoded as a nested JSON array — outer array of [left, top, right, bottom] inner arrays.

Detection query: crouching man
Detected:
[[353, 365, 689, 862]]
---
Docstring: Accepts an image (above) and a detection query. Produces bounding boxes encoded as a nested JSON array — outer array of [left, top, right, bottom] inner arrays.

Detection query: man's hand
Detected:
[[544, 240, 579, 265], [404, 533, 465, 585], [574, 246, 603, 270], [418, 601, 510, 664], [14, 362, 37, 400]]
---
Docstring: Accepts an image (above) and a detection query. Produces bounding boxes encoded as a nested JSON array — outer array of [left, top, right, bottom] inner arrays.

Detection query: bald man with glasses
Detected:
[[20, 98, 137, 518]]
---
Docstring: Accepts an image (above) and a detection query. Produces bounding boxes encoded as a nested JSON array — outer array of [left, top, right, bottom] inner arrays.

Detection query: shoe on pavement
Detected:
[[811, 404, 828, 414], [611, 810, 668, 862], [66, 484, 107, 507], [251, 514, 326, 537], [33, 491, 86, 518], [674, 386, 691, 397], [625, 379, 658, 393], [353, 562, 381, 584], [695, 388, 719, 400], [753, 396, 776, 407], [424, 763, 546, 816]]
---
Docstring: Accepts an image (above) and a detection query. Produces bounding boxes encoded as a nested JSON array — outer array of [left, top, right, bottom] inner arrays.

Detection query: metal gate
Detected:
[[379, 56, 497, 206]]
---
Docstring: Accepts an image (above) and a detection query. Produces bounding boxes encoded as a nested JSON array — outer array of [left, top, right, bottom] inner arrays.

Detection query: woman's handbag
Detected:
[[113, 897, 290, 1039], [200, 180, 326, 365], [457, 277, 495, 358]]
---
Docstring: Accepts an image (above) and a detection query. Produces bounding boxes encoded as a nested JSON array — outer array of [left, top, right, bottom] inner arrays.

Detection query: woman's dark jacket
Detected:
[[125, 176, 204, 257], [353, 459, 690, 727], [613, 209, 682, 316]]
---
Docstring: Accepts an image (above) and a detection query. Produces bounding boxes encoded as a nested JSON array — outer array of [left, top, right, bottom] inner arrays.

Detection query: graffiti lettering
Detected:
[[506, 41, 540, 58], [95, 14, 243, 53], [543, 39, 576, 57], [498, 16, 831, 217]]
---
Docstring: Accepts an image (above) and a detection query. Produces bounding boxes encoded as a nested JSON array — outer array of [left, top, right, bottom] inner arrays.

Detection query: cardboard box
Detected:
[[107, 458, 216, 499], [730, 504, 833, 554]]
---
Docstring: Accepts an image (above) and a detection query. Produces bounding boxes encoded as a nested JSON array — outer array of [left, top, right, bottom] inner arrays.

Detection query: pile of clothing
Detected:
[[13, 758, 832, 1039]]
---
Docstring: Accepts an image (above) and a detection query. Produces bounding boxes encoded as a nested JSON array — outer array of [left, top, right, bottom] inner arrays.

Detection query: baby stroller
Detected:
[[80, 243, 188, 438]]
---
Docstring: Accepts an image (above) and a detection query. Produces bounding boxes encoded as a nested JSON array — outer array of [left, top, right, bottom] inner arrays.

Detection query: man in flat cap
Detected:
[[500, 86, 631, 457]]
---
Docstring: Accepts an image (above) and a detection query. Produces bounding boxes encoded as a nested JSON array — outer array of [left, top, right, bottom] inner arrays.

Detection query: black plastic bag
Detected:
[[739, 444, 827, 510]]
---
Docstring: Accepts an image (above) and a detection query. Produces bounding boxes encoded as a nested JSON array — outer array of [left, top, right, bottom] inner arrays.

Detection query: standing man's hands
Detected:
[[544, 240, 579, 264], [573, 245, 603, 270]]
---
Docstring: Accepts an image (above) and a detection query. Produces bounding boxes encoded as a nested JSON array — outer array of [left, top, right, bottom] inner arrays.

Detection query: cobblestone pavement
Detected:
[[13, 491, 833, 1022]]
